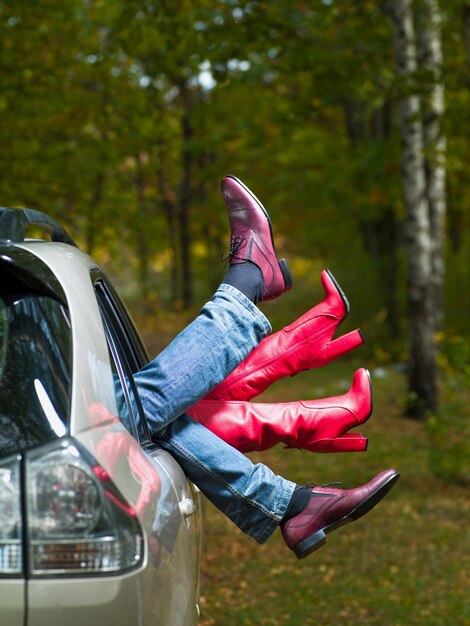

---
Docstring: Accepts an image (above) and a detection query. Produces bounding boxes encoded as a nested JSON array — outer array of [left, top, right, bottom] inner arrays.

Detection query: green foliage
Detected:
[[426, 333, 470, 484], [439, 332, 470, 377], [1, 0, 469, 336], [427, 408, 470, 485]]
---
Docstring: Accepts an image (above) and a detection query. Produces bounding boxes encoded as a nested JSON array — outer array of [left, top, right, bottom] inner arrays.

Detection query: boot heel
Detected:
[[334, 434, 368, 452], [325, 268, 350, 312], [294, 529, 327, 559], [279, 258, 293, 291], [305, 435, 368, 453], [326, 329, 364, 362]]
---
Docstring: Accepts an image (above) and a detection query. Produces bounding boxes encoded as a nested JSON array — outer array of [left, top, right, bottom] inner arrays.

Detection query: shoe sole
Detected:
[[225, 175, 293, 294], [292, 471, 400, 559]]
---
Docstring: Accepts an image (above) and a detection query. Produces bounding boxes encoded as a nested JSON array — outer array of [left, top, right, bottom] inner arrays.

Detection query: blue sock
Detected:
[[222, 262, 264, 304], [283, 486, 312, 521]]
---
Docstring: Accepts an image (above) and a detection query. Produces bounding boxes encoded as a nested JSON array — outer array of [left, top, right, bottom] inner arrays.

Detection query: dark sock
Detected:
[[282, 486, 312, 522], [222, 262, 264, 304]]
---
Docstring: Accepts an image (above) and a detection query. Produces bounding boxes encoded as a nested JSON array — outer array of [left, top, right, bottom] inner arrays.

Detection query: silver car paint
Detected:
[[13, 240, 202, 626], [0, 580, 24, 626]]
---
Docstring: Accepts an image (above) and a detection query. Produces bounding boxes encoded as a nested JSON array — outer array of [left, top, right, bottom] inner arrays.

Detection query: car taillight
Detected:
[[0, 454, 22, 574], [25, 439, 143, 576]]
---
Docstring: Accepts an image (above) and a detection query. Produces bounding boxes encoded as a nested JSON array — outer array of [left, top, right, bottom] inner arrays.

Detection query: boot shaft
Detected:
[[188, 369, 372, 454], [205, 270, 363, 402]]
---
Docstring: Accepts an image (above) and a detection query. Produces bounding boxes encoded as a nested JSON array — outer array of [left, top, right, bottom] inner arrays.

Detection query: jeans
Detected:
[[133, 284, 296, 543]]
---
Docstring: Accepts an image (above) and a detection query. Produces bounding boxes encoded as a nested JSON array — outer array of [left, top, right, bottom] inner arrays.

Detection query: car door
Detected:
[[93, 274, 202, 625]]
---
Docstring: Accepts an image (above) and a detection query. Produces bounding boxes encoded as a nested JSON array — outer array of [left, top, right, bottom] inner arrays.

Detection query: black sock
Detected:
[[222, 262, 264, 304], [283, 486, 312, 522]]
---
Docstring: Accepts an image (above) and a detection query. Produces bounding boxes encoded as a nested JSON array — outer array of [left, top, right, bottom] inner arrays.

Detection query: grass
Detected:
[[196, 361, 470, 626]]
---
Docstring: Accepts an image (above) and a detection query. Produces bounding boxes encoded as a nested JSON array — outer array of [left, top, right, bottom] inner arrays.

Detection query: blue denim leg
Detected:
[[133, 284, 295, 543], [156, 415, 296, 544], [134, 284, 271, 432]]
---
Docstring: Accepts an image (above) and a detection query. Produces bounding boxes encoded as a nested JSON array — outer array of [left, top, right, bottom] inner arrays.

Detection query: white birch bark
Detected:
[[418, 0, 446, 331], [385, 0, 437, 416]]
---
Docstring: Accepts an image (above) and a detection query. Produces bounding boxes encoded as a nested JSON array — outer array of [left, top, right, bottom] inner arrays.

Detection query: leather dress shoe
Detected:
[[281, 469, 400, 559], [222, 175, 293, 301]]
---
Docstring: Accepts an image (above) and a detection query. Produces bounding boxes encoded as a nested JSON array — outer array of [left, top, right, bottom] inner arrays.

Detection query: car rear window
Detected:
[[0, 292, 72, 456]]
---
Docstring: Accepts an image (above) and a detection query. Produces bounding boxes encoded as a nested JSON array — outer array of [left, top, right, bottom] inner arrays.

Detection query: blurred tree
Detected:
[[1, 0, 470, 387], [463, 3, 470, 83], [384, 0, 447, 418], [418, 0, 447, 333]]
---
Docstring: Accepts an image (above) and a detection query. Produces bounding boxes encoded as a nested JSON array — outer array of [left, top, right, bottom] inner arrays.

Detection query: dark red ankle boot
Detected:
[[281, 469, 400, 559], [223, 175, 292, 301]]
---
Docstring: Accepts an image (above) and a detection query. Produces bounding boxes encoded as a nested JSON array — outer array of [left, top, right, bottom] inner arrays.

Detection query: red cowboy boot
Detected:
[[223, 175, 292, 301], [188, 368, 372, 454], [281, 469, 400, 559], [203, 269, 364, 402]]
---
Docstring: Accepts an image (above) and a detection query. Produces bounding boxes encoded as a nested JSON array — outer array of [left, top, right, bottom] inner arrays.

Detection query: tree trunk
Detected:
[[463, 4, 470, 86], [86, 172, 104, 256], [342, 97, 401, 335], [178, 80, 193, 310], [418, 0, 447, 332], [135, 154, 150, 304], [359, 207, 401, 335], [385, 0, 437, 418], [155, 144, 180, 308]]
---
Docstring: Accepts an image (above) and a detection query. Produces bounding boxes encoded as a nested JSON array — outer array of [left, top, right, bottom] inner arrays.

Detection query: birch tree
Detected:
[[463, 4, 470, 85], [418, 0, 447, 331], [385, 0, 437, 417]]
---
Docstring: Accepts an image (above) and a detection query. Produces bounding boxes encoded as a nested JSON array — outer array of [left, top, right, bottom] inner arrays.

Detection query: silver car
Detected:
[[0, 208, 202, 626]]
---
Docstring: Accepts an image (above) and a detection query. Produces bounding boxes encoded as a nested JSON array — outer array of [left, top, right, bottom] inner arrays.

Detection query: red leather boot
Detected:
[[204, 269, 364, 403], [188, 368, 372, 453]]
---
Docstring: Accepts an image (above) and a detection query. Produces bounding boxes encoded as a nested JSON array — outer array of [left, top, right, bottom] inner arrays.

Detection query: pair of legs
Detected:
[[188, 269, 372, 454], [135, 283, 294, 542], [133, 176, 399, 557]]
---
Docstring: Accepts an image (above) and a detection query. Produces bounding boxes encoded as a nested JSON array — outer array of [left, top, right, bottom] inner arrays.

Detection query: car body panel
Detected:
[[0, 580, 24, 626], [27, 574, 142, 626]]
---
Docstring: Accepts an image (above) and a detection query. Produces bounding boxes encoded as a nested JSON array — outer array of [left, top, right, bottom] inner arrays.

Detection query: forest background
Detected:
[[1, 1, 469, 624], [3, 0, 470, 411]]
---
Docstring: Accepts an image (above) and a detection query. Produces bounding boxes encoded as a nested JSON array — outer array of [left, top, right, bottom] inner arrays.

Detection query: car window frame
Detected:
[[93, 275, 152, 446]]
